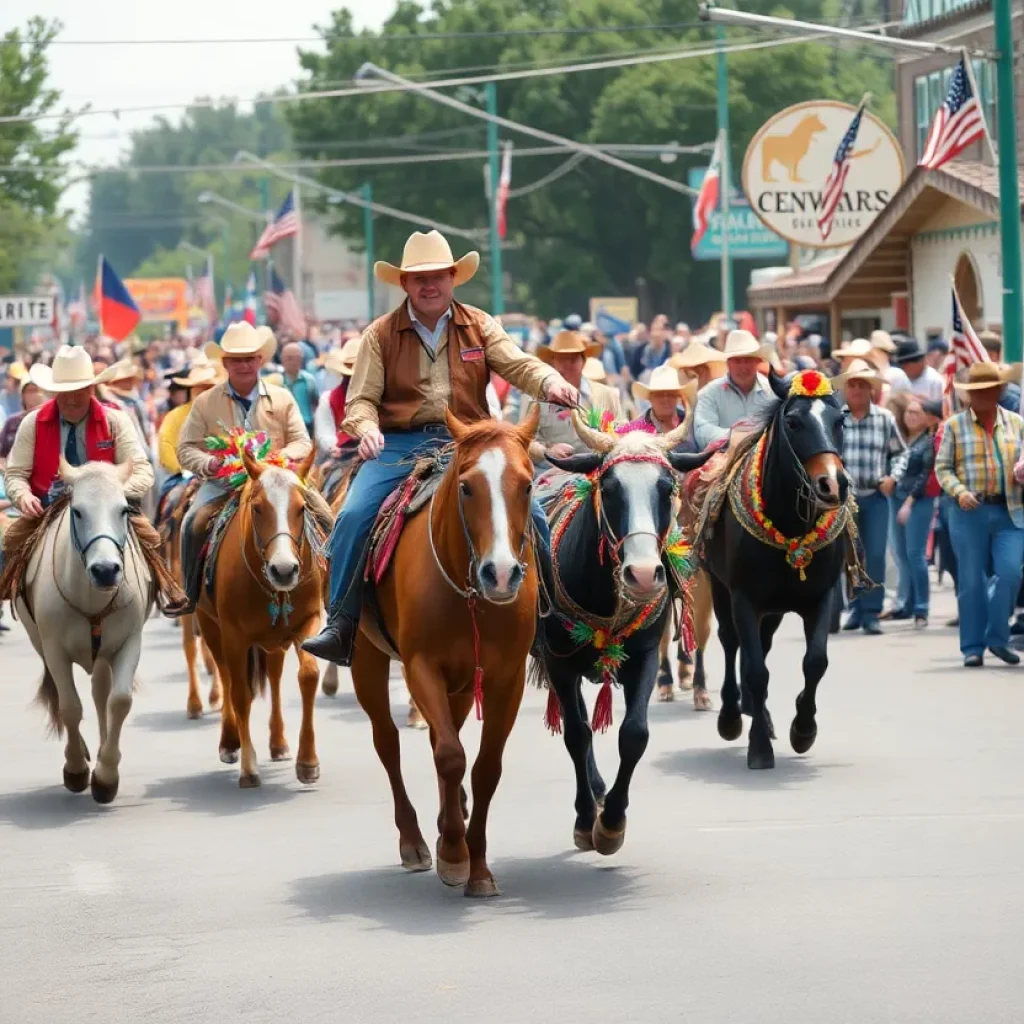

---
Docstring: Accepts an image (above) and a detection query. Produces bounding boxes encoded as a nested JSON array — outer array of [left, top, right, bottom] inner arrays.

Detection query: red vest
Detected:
[[328, 381, 352, 446], [30, 398, 115, 499]]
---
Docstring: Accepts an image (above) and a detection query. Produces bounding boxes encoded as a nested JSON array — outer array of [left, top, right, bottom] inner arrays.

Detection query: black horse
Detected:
[[701, 369, 850, 770], [537, 415, 712, 854]]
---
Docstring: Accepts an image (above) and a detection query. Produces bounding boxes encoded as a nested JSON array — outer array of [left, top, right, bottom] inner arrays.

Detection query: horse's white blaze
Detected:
[[614, 460, 663, 585], [261, 467, 301, 585], [808, 400, 839, 480], [475, 446, 518, 590]]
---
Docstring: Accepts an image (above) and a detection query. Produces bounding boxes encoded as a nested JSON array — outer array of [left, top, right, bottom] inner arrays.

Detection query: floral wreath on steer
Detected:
[[543, 413, 698, 736]]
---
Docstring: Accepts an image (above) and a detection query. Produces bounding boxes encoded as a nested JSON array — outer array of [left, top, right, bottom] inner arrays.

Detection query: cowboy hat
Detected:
[[321, 338, 361, 378], [29, 345, 116, 394], [105, 358, 144, 384], [171, 353, 225, 388], [668, 342, 728, 370], [632, 365, 698, 409], [953, 361, 1014, 391], [870, 329, 897, 354], [831, 358, 880, 389], [204, 322, 276, 364], [894, 338, 927, 364], [6, 361, 27, 382], [536, 330, 602, 364], [374, 230, 480, 288], [722, 329, 764, 359], [582, 357, 607, 383], [832, 338, 874, 360]]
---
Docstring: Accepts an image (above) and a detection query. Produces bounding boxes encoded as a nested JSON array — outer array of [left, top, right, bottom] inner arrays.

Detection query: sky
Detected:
[[3, 1, 391, 214]]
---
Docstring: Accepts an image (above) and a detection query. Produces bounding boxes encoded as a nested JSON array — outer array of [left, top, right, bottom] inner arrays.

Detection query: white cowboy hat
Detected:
[[29, 345, 116, 394], [632, 365, 699, 409], [722, 329, 764, 359], [831, 358, 881, 388], [668, 342, 728, 370], [870, 329, 897, 354], [832, 338, 874, 360], [320, 337, 362, 378], [105, 358, 144, 384], [204, 322, 276, 364], [583, 356, 607, 382], [374, 230, 480, 288], [171, 353, 225, 388]]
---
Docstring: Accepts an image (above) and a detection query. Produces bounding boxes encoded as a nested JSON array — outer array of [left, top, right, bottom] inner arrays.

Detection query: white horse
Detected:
[[16, 458, 153, 803]]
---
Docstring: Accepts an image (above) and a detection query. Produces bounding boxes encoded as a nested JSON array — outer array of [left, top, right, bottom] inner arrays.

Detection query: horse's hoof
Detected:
[[747, 748, 775, 770], [718, 712, 743, 741], [219, 748, 239, 765], [437, 856, 471, 887], [693, 688, 714, 712], [407, 706, 427, 730], [766, 709, 777, 741], [186, 705, 203, 721], [63, 767, 90, 794], [270, 745, 291, 762], [790, 720, 817, 754], [239, 772, 261, 788], [657, 685, 675, 703], [573, 827, 595, 852], [400, 841, 433, 872], [90, 771, 118, 804], [465, 876, 502, 898], [592, 815, 626, 856], [296, 761, 320, 785], [207, 696, 222, 714], [321, 677, 339, 697], [678, 674, 694, 692]]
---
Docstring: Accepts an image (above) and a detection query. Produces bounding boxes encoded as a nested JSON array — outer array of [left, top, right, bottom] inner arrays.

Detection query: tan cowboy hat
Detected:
[[632, 365, 699, 409], [870, 329, 897, 354], [722, 329, 765, 359], [953, 361, 1015, 391], [29, 345, 116, 394], [537, 330, 602, 364], [374, 230, 480, 288], [321, 337, 361, 378], [833, 338, 874, 360], [831, 358, 880, 388], [204, 322, 276, 364], [7, 361, 27, 382], [105, 358, 144, 384], [583, 357, 607, 383], [171, 353, 225, 388], [669, 341, 728, 370]]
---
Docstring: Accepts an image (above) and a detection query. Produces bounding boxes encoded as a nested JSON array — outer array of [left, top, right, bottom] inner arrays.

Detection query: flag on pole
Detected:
[[817, 102, 866, 242], [264, 266, 307, 338], [945, 281, 992, 400], [919, 55, 986, 170], [95, 256, 141, 341], [193, 255, 218, 325], [250, 191, 299, 259], [691, 134, 723, 252], [496, 142, 512, 239], [243, 272, 258, 325]]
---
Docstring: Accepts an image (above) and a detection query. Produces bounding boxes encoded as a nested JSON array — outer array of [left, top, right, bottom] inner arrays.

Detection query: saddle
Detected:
[[680, 438, 730, 533], [157, 476, 199, 542]]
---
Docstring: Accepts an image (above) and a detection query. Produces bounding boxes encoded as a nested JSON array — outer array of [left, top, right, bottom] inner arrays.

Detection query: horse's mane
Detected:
[[457, 418, 523, 450]]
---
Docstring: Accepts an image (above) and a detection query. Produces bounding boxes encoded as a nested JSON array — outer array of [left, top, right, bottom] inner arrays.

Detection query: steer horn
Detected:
[[656, 416, 691, 453], [570, 410, 616, 454]]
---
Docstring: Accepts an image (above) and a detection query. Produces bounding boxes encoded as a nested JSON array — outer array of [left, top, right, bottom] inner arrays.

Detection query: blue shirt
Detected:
[[282, 370, 318, 428], [408, 301, 452, 355]]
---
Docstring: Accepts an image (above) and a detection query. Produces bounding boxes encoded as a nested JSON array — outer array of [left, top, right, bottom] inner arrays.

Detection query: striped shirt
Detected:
[[842, 403, 908, 495], [935, 406, 1024, 527]]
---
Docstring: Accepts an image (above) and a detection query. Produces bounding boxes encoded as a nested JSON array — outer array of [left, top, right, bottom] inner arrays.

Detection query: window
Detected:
[[915, 77, 931, 157], [904, 0, 975, 25]]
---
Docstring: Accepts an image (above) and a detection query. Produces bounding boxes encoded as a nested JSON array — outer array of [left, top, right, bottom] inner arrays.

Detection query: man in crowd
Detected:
[[280, 341, 320, 436], [895, 337, 944, 402], [869, 330, 912, 393]]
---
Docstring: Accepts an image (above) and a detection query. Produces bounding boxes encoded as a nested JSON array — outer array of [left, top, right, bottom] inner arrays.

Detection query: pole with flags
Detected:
[[691, 132, 723, 252], [947, 276, 992, 410]]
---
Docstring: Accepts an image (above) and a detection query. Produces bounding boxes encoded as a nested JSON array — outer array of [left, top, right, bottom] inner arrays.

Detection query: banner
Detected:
[[0, 295, 55, 328], [123, 277, 190, 328], [589, 297, 638, 329]]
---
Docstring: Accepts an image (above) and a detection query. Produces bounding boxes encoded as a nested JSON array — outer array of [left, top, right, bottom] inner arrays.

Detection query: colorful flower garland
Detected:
[[204, 427, 290, 490]]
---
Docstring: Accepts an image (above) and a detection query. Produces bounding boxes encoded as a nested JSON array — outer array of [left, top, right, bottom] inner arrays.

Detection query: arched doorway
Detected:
[[954, 251, 982, 324]]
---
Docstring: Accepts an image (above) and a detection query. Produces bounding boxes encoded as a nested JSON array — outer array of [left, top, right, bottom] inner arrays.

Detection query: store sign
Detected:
[[124, 277, 189, 328], [0, 294, 55, 327], [687, 170, 788, 261], [742, 100, 904, 250]]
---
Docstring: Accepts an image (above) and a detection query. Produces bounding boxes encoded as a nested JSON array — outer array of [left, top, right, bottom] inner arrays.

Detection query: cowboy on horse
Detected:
[[302, 229, 578, 665], [175, 322, 312, 610]]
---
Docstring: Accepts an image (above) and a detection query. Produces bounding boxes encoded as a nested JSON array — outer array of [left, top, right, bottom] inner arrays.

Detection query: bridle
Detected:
[[69, 501, 128, 572], [773, 398, 844, 525]]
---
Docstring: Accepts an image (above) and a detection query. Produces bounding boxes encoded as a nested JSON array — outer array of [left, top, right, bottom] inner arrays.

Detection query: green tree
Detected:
[[0, 17, 77, 292]]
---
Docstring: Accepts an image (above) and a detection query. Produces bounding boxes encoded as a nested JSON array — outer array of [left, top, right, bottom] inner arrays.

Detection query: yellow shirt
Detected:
[[158, 401, 192, 475]]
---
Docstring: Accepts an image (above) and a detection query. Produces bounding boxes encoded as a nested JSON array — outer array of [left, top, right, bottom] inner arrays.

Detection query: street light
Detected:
[[197, 190, 268, 223]]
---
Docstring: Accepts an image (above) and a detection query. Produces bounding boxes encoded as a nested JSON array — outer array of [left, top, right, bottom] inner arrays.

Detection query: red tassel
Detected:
[[591, 679, 614, 733], [598, 534, 607, 565], [473, 666, 484, 721], [682, 607, 696, 656], [544, 688, 562, 735]]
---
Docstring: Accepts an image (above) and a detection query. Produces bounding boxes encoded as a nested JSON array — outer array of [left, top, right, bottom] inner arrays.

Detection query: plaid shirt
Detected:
[[935, 406, 1024, 527], [842, 403, 908, 495]]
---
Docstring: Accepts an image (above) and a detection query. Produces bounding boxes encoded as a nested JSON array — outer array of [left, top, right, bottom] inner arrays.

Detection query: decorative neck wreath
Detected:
[[204, 427, 291, 490]]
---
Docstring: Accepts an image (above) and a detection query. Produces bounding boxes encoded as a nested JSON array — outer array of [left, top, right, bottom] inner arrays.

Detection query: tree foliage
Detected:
[[289, 0, 895, 321]]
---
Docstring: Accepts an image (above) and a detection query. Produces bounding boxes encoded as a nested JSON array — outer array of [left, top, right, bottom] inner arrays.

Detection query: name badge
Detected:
[[460, 347, 485, 363], [96, 440, 114, 450]]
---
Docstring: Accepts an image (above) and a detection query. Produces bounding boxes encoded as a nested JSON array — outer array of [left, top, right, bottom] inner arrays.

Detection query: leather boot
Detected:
[[301, 609, 358, 665]]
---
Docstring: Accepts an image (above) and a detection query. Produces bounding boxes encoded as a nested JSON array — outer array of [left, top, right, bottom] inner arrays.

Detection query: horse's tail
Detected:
[[34, 665, 63, 737], [527, 652, 551, 691], [247, 646, 267, 698]]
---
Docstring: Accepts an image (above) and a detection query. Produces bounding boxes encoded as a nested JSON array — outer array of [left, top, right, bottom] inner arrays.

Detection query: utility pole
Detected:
[[716, 26, 733, 321], [485, 82, 504, 316], [362, 182, 375, 321]]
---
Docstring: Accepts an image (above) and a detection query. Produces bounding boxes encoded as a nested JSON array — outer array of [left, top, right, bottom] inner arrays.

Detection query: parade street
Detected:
[[0, 583, 1021, 1024]]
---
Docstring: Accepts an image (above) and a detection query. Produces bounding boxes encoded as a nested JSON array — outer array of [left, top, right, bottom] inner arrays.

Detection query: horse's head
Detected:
[[241, 446, 315, 592], [768, 369, 847, 509], [549, 414, 711, 601], [59, 457, 134, 590], [444, 405, 539, 605]]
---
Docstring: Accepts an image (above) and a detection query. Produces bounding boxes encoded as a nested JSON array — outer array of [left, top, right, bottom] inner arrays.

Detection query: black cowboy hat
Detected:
[[893, 337, 927, 364]]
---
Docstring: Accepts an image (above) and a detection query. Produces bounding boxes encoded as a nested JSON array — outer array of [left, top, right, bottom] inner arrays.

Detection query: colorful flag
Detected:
[[945, 282, 992, 400], [243, 272, 258, 325], [250, 191, 300, 260], [817, 103, 865, 243], [919, 56, 986, 170], [264, 266, 307, 338], [691, 133, 723, 252], [95, 256, 141, 341], [193, 255, 218, 325], [496, 142, 512, 239]]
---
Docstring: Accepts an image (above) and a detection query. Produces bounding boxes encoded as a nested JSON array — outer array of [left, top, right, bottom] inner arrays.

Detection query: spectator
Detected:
[[583, 358, 623, 419], [894, 337, 944, 402], [636, 314, 672, 379], [926, 337, 950, 371], [0, 363, 26, 418], [869, 330, 912, 393], [0, 379, 45, 465], [668, 339, 727, 391], [280, 341, 320, 434]]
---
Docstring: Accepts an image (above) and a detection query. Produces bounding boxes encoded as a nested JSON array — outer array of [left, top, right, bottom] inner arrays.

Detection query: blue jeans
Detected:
[[849, 490, 889, 620], [948, 502, 1024, 656], [891, 497, 935, 617], [327, 429, 551, 617]]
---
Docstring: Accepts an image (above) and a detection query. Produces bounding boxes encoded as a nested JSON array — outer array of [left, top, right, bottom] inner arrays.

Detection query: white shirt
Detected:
[[908, 365, 944, 403]]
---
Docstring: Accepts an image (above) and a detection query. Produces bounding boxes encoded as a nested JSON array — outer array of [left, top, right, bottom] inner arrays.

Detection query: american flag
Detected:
[[264, 266, 306, 338], [919, 56, 985, 170], [250, 190, 300, 260], [945, 282, 991, 399], [193, 254, 218, 325], [817, 103, 865, 242]]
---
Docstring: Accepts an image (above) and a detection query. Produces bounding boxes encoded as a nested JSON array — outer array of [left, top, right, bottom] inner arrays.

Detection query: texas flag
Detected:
[[691, 133, 724, 252], [95, 256, 141, 341]]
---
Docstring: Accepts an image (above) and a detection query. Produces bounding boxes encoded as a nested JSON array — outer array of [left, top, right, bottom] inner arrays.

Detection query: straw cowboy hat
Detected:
[[722, 329, 766, 359], [953, 361, 1016, 391], [171, 352, 224, 388], [831, 358, 880, 389], [374, 230, 480, 288], [582, 357, 607, 383], [832, 338, 874, 360], [668, 341, 728, 370], [537, 329, 602, 365], [870, 329, 897, 354], [29, 345, 116, 394], [321, 337, 362, 378], [204, 322, 276, 364], [105, 358, 144, 384], [632, 365, 699, 408], [7, 361, 27, 382]]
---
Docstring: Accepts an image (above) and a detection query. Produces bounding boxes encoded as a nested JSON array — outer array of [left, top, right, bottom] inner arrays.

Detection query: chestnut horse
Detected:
[[197, 448, 326, 787], [350, 407, 540, 897]]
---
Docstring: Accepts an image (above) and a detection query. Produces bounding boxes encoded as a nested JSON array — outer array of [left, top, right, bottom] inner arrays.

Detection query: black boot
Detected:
[[530, 526, 556, 660], [301, 608, 358, 665]]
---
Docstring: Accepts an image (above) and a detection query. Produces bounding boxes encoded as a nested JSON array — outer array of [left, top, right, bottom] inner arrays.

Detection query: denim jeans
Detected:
[[935, 494, 958, 591], [326, 429, 551, 618], [948, 502, 1024, 656], [890, 497, 935, 617], [849, 490, 889, 620]]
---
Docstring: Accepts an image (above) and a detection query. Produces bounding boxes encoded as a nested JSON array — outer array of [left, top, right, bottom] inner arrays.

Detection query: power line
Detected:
[[508, 152, 588, 198]]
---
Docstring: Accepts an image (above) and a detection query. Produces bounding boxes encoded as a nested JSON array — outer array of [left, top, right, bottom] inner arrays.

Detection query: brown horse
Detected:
[[197, 447, 326, 787], [158, 478, 222, 719], [351, 407, 539, 897]]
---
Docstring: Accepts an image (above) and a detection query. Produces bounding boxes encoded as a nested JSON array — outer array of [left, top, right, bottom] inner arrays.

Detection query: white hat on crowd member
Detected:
[[668, 341, 728, 370], [632, 364, 699, 408], [870, 329, 897, 354], [831, 358, 880, 388]]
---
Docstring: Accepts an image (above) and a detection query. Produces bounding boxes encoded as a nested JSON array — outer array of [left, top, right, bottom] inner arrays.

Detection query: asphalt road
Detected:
[[1, 578, 1022, 1024]]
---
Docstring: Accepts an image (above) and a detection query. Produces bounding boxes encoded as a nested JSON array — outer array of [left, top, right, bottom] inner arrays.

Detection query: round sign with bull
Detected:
[[742, 100, 905, 250]]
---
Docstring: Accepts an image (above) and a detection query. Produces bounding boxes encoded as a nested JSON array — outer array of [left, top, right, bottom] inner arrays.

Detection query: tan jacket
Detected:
[[522, 377, 622, 464], [177, 380, 312, 478], [5, 406, 154, 505]]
